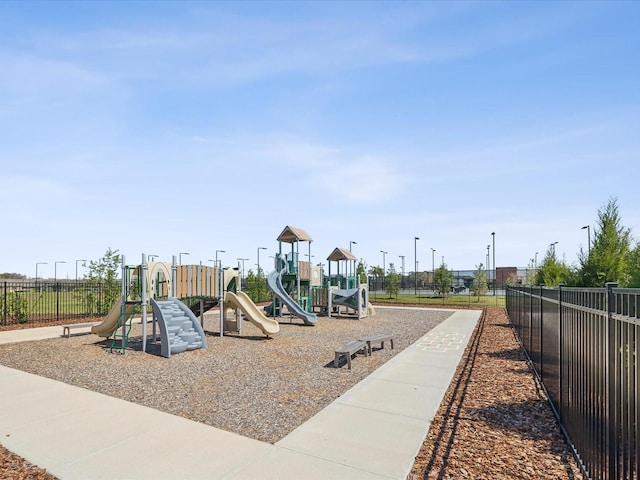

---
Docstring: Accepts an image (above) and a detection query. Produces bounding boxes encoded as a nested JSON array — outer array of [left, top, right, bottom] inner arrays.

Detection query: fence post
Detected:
[[605, 281, 618, 479], [2, 282, 6, 325], [558, 284, 564, 422]]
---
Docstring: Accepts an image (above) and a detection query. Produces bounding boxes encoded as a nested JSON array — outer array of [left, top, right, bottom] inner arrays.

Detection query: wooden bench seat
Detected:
[[62, 322, 99, 338], [334, 340, 368, 369], [359, 334, 394, 355]]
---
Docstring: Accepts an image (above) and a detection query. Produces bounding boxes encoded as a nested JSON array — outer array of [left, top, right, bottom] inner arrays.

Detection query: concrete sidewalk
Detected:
[[0, 309, 480, 480]]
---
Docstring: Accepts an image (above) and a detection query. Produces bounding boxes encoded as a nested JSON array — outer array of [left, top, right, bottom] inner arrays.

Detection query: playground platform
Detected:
[[0, 308, 480, 480]]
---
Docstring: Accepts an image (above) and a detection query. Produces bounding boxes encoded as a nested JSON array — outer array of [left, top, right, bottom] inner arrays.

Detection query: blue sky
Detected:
[[1, 0, 639, 279]]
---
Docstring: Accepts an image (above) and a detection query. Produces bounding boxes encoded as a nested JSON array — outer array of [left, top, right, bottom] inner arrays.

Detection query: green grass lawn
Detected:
[[369, 292, 505, 308]]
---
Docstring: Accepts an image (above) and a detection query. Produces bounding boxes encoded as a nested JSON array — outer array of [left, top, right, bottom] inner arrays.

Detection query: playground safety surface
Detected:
[[0, 307, 479, 479]]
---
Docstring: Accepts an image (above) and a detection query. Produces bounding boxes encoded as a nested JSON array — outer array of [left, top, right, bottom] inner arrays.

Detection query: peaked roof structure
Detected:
[[326, 247, 357, 262], [276, 225, 313, 243]]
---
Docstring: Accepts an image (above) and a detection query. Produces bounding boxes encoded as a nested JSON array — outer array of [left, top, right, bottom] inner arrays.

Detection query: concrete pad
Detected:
[[0, 326, 63, 344], [228, 446, 390, 480], [63, 415, 270, 480], [368, 357, 457, 388], [277, 404, 430, 479], [335, 377, 447, 420]]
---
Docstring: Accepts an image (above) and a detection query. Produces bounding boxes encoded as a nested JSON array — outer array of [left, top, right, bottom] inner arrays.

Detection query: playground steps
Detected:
[[151, 298, 208, 358], [109, 303, 139, 354]]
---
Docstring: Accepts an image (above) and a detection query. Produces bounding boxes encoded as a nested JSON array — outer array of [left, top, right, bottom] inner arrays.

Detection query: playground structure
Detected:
[[325, 247, 372, 320], [266, 226, 319, 325], [263, 226, 372, 323], [89, 253, 275, 356], [87, 224, 373, 355]]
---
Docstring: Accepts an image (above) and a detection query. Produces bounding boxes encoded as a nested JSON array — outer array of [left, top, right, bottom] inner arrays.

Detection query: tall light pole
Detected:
[[257, 247, 267, 302], [349, 241, 357, 278], [215, 249, 225, 269], [582, 225, 591, 255], [148, 254, 159, 262], [414, 236, 420, 295], [380, 250, 387, 290], [237, 258, 248, 280], [54, 261, 66, 283], [486, 245, 490, 291], [179, 252, 190, 265], [399, 255, 405, 289], [431, 248, 436, 290], [534, 252, 539, 269], [75, 259, 87, 282], [35, 262, 47, 284], [257, 247, 267, 277], [550, 241, 558, 255], [491, 232, 496, 296]]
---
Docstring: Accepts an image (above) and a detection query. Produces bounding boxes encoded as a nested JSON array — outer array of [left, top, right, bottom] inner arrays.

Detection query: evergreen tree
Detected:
[[578, 197, 632, 286], [535, 247, 575, 287]]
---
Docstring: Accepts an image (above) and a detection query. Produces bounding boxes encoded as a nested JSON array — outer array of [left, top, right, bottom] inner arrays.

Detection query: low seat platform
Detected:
[[62, 322, 99, 338], [334, 340, 368, 369], [359, 334, 394, 355]]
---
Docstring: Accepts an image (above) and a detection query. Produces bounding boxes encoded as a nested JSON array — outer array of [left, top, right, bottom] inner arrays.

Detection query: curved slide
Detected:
[[224, 291, 280, 336], [267, 268, 317, 325], [91, 296, 136, 338]]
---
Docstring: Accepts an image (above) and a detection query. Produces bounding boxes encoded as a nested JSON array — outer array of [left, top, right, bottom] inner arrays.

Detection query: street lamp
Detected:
[[550, 241, 558, 255], [581, 225, 591, 255], [349, 241, 357, 278], [148, 254, 159, 262], [75, 259, 87, 282], [35, 262, 47, 284], [491, 232, 496, 296], [535, 252, 539, 269], [380, 250, 387, 290], [54, 261, 66, 283], [257, 246, 268, 302], [257, 247, 268, 276], [414, 237, 420, 295], [431, 248, 436, 290], [215, 249, 225, 269], [486, 245, 490, 291], [179, 252, 190, 265], [399, 255, 405, 289], [236, 258, 249, 280]]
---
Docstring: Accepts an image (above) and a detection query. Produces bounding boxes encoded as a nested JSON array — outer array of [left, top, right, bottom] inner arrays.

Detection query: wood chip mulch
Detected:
[[0, 445, 56, 480], [409, 307, 585, 480]]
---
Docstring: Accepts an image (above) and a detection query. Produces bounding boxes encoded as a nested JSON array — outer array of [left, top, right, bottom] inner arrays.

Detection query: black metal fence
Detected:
[[1, 281, 112, 326], [506, 284, 638, 480]]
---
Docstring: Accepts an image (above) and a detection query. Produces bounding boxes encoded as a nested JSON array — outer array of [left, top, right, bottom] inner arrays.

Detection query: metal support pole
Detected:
[[141, 254, 148, 352]]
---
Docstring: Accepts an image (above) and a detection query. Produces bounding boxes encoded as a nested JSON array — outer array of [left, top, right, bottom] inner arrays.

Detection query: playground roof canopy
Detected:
[[277, 225, 313, 243], [327, 247, 357, 262]]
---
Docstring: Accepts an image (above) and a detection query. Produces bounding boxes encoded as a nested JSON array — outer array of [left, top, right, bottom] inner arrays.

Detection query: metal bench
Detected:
[[359, 334, 394, 355], [62, 322, 99, 338], [334, 340, 368, 369]]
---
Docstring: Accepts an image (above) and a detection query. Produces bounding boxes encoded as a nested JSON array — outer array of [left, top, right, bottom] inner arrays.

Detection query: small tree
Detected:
[[385, 263, 400, 298], [368, 266, 383, 291], [433, 264, 454, 297], [84, 247, 122, 315], [472, 263, 488, 297], [535, 247, 575, 287], [356, 259, 368, 284]]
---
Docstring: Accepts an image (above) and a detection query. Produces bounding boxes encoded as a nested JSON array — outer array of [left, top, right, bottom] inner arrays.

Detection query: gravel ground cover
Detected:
[[0, 307, 585, 479], [0, 307, 450, 444]]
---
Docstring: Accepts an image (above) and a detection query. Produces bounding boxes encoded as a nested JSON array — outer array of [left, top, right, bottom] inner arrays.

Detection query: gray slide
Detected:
[[267, 268, 317, 325]]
